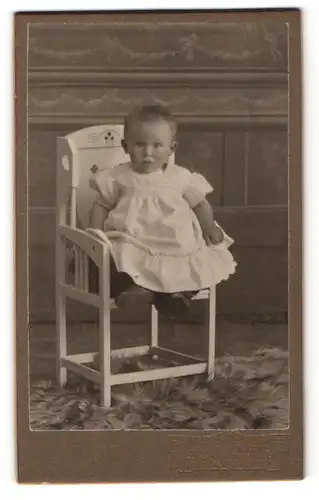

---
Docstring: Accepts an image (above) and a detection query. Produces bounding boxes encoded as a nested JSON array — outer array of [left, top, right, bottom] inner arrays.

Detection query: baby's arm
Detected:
[[193, 198, 224, 245], [89, 199, 109, 230]]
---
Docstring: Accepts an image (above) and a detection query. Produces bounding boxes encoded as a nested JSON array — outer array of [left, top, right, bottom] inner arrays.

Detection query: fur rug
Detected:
[[29, 347, 288, 431]]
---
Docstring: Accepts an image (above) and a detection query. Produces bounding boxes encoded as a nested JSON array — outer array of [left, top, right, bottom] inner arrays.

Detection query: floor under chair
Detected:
[[30, 317, 288, 380]]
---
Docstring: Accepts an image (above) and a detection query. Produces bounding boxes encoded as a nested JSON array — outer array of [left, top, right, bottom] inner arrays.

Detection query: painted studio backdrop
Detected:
[[27, 22, 288, 377]]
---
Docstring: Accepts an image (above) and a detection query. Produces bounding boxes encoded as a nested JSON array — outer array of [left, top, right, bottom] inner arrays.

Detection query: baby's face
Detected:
[[123, 119, 175, 174]]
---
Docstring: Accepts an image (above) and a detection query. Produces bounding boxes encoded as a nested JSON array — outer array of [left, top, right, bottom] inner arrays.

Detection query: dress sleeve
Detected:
[[183, 172, 214, 208], [89, 169, 120, 210]]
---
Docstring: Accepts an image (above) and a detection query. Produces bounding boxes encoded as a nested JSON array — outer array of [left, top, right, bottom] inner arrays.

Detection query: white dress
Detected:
[[90, 162, 236, 293]]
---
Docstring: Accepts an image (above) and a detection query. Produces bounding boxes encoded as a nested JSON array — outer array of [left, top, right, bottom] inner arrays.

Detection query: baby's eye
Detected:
[[154, 143, 162, 148], [135, 142, 145, 147]]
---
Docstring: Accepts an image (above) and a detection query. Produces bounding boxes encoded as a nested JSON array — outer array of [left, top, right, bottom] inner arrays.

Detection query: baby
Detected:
[[89, 104, 236, 317]]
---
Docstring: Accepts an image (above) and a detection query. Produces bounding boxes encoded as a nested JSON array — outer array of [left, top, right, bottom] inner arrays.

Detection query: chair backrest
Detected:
[[56, 125, 130, 229], [56, 123, 176, 229]]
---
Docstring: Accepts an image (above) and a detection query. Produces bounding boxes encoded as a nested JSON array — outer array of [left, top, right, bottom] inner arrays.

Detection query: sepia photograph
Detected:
[[25, 18, 291, 433]]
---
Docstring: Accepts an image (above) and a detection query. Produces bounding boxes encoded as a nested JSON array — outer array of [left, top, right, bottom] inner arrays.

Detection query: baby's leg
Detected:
[[154, 291, 199, 319], [109, 258, 135, 299], [109, 258, 155, 308], [86, 256, 133, 297]]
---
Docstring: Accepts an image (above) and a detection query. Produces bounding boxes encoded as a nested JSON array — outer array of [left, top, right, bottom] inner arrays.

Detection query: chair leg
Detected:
[[99, 295, 111, 408], [207, 286, 216, 380], [151, 304, 158, 347], [99, 251, 112, 408], [56, 292, 67, 387], [56, 232, 67, 387]]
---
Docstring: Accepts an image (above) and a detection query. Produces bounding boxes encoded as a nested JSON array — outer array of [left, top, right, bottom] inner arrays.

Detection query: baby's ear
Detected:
[[171, 140, 177, 152], [121, 139, 128, 153]]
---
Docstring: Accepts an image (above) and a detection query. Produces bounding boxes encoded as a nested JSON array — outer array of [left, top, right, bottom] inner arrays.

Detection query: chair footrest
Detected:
[[110, 362, 207, 386], [60, 345, 208, 387]]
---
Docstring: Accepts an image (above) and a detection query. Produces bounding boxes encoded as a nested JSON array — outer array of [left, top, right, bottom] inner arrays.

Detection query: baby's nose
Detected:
[[143, 145, 153, 156]]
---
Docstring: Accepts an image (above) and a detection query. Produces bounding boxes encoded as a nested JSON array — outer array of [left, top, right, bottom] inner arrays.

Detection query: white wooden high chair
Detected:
[[56, 124, 216, 408]]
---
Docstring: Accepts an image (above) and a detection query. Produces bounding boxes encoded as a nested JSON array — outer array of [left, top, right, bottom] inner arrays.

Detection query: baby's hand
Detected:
[[203, 222, 224, 246]]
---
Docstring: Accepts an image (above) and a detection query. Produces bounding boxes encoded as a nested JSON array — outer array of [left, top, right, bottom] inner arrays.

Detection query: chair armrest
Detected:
[[57, 225, 110, 268]]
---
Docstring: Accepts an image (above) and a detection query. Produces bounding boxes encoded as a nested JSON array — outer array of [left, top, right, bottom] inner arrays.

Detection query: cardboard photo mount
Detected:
[[15, 9, 303, 483]]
